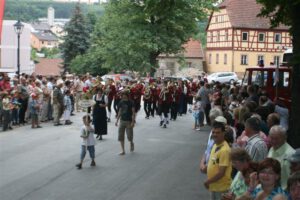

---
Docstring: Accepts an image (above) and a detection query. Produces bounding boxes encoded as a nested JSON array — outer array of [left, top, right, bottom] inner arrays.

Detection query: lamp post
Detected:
[[13, 20, 24, 83]]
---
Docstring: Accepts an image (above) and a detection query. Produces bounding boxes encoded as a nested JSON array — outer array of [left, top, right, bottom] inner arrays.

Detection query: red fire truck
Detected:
[[242, 65, 291, 109], [242, 48, 292, 108]]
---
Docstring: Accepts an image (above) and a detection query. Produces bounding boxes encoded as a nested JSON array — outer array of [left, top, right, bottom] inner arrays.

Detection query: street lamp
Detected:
[[13, 20, 24, 82]]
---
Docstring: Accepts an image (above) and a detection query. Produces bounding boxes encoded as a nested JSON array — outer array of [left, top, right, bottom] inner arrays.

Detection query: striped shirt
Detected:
[[245, 134, 268, 162]]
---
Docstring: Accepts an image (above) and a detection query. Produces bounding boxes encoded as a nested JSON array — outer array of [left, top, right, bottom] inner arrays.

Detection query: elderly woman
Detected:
[[222, 148, 258, 200], [247, 158, 288, 200]]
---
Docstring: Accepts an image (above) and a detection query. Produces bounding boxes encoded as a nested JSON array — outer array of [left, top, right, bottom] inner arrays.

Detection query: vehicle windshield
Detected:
[[242, 70, 249, 85], [273, 71, 290, 88], [283, 53, 292, 65], [243, 70, 267, 87], [252, 71, 267, 87]]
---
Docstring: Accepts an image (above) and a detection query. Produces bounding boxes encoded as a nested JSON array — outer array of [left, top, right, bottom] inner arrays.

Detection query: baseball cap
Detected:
[[288, 148, 300, 163], [215, 116, 227, 125]]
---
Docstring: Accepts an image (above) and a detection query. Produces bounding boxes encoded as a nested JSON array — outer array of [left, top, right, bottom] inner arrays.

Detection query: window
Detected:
[[215, 16, 218, 23], [274, 56, 280, 67], [257, 55, 264, 65], [253, 71, 267, 87], [217, 31, 220, 41], [241, 55, 248, 65], [216, 54, 219, 64], [225, 31, 228, 41], [275, 33, 281, 43], [42, 41, 44, 44], [274, 71, 290, 88], [224, 54, 227, 64], [258, 33, 265, 42], [209, 54, 212, 64], [221, 16, 224, 22], [242, 32, 248, 41], [187, 62, 192, 68]]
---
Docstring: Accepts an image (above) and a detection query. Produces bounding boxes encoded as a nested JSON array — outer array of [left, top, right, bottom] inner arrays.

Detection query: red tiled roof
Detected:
[[182, 39, 204, 58], [35, 58, 63, 76], [159, 39, 204, 58], [218, 0, 289, 30]]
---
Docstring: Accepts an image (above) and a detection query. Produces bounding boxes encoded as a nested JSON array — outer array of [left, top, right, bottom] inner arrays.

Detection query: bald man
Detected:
[[268, 125, 295, 189]]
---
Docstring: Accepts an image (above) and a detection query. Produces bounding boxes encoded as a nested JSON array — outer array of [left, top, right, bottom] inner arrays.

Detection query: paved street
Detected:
[[0, 110, 210, 200]]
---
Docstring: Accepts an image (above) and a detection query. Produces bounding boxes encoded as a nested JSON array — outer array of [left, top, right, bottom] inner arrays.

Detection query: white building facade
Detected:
[[0, 20, 34, 74]]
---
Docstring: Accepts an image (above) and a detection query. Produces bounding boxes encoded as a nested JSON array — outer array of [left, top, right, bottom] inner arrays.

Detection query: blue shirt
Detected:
[[251, 186, 288, 200]]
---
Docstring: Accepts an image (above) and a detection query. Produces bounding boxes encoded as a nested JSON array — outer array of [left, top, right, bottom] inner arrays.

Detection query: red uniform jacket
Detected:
[[107, 84, 116, 101]]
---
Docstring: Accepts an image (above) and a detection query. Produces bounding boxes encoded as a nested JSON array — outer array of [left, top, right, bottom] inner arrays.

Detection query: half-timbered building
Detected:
[[205, 0, 292, 74]]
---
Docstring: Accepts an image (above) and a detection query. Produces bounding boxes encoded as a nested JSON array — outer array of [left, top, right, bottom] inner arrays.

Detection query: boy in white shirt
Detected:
[[76, 115, 96, 169]]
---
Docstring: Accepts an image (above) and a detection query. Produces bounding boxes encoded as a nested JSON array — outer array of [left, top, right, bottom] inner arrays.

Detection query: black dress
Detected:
[[92, 95, 107, 137]]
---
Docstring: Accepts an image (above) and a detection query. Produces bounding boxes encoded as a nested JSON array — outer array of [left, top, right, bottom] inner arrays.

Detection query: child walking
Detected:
[[76, 115, 96, 169]]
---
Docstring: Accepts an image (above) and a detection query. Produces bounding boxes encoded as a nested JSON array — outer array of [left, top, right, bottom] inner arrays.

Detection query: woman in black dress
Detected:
[[92, 88, 108, 140]]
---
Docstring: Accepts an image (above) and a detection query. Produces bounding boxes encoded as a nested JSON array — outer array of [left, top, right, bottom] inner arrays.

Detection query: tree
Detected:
[[60, 3, 90, 73], [40, 47, 60, 58], [86, 11, 98, 33], [92, 0, 215, 74], [256, 0, 300, 148], [70, 46, 108, 76]]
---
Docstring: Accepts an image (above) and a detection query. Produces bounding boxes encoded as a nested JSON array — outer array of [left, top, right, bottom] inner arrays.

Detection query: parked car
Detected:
[[163, 76, 192, 82], [207, 72, 239, 84]]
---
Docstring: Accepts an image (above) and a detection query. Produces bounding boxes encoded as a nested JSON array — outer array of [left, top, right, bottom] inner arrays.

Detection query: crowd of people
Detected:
[[193, 79, 299, 200], [1, 71, 299, 200]]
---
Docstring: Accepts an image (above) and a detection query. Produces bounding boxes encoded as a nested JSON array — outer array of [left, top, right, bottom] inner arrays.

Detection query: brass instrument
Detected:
[[159, 86, 168, 101], [144, 86, 151, 100]]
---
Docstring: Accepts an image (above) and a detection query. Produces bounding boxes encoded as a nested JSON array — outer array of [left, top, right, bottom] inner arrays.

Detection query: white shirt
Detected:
[[84, 79, 92, 88], [47, 82, 53, 90], [80, 125, 96, 146], [93, 94, 108, 104]]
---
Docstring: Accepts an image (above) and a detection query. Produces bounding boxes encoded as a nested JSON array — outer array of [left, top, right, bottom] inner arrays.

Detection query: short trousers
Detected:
[[118, 120, 133, 142]]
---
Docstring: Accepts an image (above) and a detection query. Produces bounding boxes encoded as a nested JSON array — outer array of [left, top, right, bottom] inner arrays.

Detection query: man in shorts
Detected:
[[115, 91, 135, 155]]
